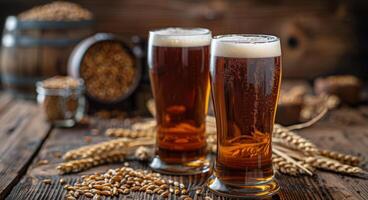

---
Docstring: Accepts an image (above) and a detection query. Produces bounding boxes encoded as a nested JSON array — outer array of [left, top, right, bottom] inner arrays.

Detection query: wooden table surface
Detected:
[[0, 92, 367, 200]]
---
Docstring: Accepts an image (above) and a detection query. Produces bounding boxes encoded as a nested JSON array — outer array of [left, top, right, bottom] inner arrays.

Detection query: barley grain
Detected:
[[84, 192, 94, 198], [59, 179, 66, 185], [42, 179, 52, 184], [161, 191, 169, 198]]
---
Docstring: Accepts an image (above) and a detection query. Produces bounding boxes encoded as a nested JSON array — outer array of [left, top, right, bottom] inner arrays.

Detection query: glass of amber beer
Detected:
[[148, 28, 211, 174], [207, 34, 281, 197]]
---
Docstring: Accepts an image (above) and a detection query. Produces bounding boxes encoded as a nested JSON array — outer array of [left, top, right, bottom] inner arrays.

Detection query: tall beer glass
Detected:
[[148, 28, 211, 174], [207, 34, 281, 197]]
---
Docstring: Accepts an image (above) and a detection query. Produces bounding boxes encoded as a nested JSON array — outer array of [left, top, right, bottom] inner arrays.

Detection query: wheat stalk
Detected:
[[131, 119, 156, 130], [272, 148, 314, 175], [105, 127, 155, 138], [273, 124, 318, 155], [298, 160, 316, 174], [286, 95, 338, 131], [305, 156, 364, 174], [272, 154, 315, 176], [57, 151, 126, 174], [147, 99, 156, 117], [206, 134, 217, 153], [58, 138, 154, 174], [319, 150, 361, 166], [272, 154, 299, 176], [63, 138, 130, 160], [63, 138, 154, 161], [287, 106, 328, 131]]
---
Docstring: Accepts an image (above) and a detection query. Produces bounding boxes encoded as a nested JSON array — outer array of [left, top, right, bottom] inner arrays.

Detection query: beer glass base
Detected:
[[206, 175, 279, 198], [149, 156, 211, 175]]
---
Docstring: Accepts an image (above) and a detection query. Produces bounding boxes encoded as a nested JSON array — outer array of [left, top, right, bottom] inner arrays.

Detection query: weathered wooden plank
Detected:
[[0, 103, 38, 151], [6, 108, 368, 200], [0, 93, 14, 113], [296, 123, 368, 200], [0, 98, 51, 199]]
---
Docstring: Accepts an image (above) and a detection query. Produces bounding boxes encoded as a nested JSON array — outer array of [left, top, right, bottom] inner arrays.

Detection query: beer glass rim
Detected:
[[149, 27, 211, 36], [213, 34, 279, 43]]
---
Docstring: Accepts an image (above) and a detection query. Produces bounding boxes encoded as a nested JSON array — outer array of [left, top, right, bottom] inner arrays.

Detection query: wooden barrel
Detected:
[[68, 33, 142, 110], [0, 16, 94, 98]]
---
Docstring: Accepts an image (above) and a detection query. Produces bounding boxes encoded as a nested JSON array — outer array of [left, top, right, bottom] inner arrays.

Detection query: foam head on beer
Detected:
[[149, 27, 211, 47], [211, 34, 281, 58]]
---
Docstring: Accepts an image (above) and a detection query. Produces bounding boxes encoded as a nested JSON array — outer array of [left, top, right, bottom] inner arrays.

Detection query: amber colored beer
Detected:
[[208, 34, 281, 197], [148, 28, 211, 174], [213, 55, 281, 183]]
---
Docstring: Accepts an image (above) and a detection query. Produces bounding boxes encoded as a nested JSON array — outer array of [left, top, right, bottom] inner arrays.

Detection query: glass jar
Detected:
[[36, 78, 85, 127]]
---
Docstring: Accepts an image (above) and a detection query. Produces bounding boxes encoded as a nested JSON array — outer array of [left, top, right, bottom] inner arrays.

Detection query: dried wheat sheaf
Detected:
[[57, 117, 364, 177], [56, 97, 366, 199]]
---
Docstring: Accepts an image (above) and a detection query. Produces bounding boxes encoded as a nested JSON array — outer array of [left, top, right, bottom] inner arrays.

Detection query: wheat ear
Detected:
[[305, 156, 364, 174], [273, 148, 314, 176], [63, 138, 130, 160], [57, 151, 126, 174], [273, 124, 318, 155], [319, 150, 361, 166], [105, 127, 155, 138]]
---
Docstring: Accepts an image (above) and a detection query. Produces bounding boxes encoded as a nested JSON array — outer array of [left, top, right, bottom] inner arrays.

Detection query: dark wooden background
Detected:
[[1, 0, 368, 78]]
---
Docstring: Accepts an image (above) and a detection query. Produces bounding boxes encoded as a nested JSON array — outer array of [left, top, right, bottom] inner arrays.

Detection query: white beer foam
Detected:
[[212, 35, 281, 58], [149, 28, 211, 47]]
